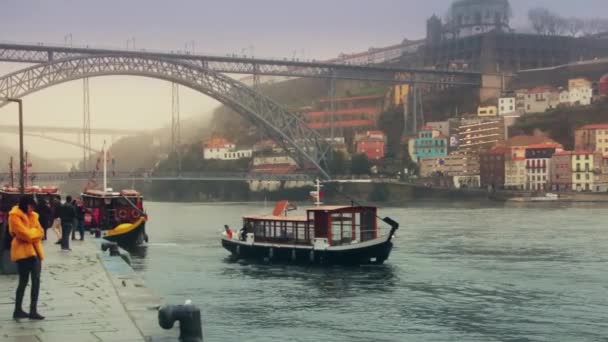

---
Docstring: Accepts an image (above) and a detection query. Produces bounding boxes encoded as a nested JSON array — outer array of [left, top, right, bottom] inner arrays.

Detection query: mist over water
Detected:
[[130, 201, 608, 342]]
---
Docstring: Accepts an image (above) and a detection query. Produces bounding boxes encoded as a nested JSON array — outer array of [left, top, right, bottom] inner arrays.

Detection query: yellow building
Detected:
[[574, 124, 608, 157], [477, 106, 497, 117], [393, 84, 410, 105], [571, 151, 599, 191]]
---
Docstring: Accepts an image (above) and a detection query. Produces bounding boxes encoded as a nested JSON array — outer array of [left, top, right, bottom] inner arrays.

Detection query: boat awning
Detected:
[[243, 214, 308, 222]]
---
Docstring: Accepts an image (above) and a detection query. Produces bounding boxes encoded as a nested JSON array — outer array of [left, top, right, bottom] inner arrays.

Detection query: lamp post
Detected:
[[4, 98, 24, 194]]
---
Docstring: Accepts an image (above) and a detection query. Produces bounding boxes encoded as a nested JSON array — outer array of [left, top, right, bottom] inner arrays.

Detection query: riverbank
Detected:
[[0, 239, 175, 341]]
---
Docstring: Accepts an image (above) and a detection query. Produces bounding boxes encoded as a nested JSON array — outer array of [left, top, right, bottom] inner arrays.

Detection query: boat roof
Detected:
[[82, 189, 142, 198], [306, 205, 374, 212], [243, 214, 308, 222]]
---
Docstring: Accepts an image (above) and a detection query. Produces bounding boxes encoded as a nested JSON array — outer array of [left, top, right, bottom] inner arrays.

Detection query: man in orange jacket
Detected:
[[8, 196, 45, 320]]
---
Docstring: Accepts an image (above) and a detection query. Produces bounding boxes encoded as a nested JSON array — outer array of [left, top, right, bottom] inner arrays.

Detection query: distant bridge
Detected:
[[0, 171, 315, 183], [0, 124, 143, 135]]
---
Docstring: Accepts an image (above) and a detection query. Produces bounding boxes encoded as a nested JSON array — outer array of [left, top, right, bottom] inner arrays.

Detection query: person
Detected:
[[36, 198, 52, 241], [58, 195, 76, 251], [71, 199, 85, 241], [240, 221, 252, 241], [223, 225, 233, 239], [8, 196, 45, 320], [51, 197, 62, 245]]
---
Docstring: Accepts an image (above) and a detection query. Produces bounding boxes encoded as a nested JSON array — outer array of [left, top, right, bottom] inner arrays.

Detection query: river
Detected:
[[130, 201, 608, 342]]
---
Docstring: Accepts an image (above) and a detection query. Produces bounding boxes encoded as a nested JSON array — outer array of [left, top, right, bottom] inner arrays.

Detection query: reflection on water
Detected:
[[128, 202, 608, 342]]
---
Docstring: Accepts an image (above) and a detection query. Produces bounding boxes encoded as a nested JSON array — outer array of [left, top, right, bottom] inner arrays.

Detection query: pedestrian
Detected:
[[71, 198, 85, 241], [8, 196, 45, 320], [51, 196, 62, 245], [58, 195, 76, 251], [36, 198, 52, 241]]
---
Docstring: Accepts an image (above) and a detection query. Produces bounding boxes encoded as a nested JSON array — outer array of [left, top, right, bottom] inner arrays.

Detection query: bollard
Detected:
[[101, 241, 120, 256], [158, 302, 203, 342], [94, 229, 102, 238]]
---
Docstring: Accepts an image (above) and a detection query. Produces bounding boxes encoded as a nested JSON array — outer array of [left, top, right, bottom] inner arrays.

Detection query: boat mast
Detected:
[[9, 157, 14, 187], [314, 179, 323, 207], [103, 141, 107, 192]]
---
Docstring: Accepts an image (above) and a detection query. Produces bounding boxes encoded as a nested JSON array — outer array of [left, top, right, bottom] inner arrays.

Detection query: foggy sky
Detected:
[[0, 0, 606, 162]]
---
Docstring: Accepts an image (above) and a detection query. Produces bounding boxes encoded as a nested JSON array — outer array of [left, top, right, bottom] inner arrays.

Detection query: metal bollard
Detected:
[[158, 302, 203, 342], [94, 229, 102, 238], [101, 241, 120, 256]]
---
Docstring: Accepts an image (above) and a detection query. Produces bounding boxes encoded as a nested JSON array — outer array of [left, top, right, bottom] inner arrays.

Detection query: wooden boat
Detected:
[[221, 187, 399, 265], [81, 189, 148, 249]]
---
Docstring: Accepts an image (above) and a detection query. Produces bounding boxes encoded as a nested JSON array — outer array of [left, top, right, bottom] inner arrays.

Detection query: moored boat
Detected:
[[221, 195, 399, 266], [81, 188, 148, 249]]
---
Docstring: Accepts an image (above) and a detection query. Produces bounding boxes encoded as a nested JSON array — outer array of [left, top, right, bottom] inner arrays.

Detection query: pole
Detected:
[[103, 141, 107, 192], [5, 99, 25, 195]]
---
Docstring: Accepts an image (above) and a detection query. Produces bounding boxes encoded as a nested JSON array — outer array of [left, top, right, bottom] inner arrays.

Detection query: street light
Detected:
[[3, 98, 25, 194]]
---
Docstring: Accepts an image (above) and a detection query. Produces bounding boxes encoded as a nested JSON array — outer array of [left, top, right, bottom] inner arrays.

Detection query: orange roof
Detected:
[[488, 146, 511, 154], [205, 137, 233, 148], [420, 126, 435, 131], [506, 135, 560, 147], [367, 130, 384, 135], [528, 85, 557, 94], [526, 143, 563, 149], [318, 95, 383, 103], [307, 120, 374, 129], [511, 156, 526, 161], [578, 124, 608, 130]]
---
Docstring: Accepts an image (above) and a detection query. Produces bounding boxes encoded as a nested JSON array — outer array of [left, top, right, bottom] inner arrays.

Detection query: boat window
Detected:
[[250, 219, 313, 244], [330, 212, 355, 246]]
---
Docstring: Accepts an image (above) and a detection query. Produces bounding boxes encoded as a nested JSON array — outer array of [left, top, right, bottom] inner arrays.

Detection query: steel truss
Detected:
[[0, 54, 332, 178], [0, 43, 481, 86]]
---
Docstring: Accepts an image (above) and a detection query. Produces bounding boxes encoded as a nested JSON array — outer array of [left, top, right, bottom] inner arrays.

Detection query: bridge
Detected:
[[0, 171, 314, 183], [0, 124, 142, 135], [0, 42, 484, 179], [0, 42, 481, 85]]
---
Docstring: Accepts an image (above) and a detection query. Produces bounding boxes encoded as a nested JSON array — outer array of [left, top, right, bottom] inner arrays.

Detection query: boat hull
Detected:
[[103, 222, 147, 250], [221, 237, 394, 266]]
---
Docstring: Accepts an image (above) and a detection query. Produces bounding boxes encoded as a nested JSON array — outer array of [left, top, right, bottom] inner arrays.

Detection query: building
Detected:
[[477, 106, 497, 117], [568, 78, 593, 106], [442, 0, 511, 39], [479, 146, 509, 189], [551, 150, 600, 192], [498, 97, 516, 116], [419, 152, 479, 178], [457, 118, 505, 153], [525, 144, 562, 191], [355, 130, 386, 160], [523, 86, 559, 113], [504, 154, 526, 190], [411, 127, 448, 161], [426, 121, 451, 137], [574, 124, 608, 157], [600, 74, 608, 96], [304, 95, 385, 139], [203, 138, 252, 160]]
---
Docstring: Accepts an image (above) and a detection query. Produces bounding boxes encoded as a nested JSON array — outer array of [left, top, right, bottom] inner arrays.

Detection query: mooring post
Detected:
[[158, 301, 203, 342]]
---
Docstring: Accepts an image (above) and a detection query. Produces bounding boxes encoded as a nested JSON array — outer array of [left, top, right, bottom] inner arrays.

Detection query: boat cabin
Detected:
[[242, 205, 379, 246], [81, 189, 144, 229], [0, 186, 60, 224]]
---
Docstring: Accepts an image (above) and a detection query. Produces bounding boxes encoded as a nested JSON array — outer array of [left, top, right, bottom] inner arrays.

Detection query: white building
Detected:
[[523, 86, 559, 114], [498, 97, 516, 116], [568, 78, 593, 106], [203, 138, 252, 160], [559, 89, 570, 105], [478, 106, 497, 117]]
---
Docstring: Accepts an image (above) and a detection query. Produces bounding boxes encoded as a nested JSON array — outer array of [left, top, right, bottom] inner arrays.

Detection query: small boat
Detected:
[[80, 142, 149, 249], [81, 189, 148, 249], [509, 193, 560, 202], [221, 182, 399, 265]]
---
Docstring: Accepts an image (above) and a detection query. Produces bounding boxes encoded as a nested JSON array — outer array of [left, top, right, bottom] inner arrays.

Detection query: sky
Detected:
[[0, 0, 606, 161]]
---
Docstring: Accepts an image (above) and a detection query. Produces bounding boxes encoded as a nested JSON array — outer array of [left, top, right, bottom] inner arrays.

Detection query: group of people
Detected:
[[35, 195, 86, 251], [7, 194, 87, 321]]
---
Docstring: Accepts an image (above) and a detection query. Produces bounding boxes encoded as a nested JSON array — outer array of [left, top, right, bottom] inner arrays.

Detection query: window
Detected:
[[576, 174, 581, 180]]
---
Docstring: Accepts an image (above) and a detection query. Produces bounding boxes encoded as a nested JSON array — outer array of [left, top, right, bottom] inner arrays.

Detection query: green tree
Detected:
[[377, 107, 404, 159], [328, 150, 349, 176], [350, 153, 371, 175]]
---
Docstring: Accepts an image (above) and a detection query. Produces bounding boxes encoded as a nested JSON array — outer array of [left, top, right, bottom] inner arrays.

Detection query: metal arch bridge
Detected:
[[0, 42, 482, 85], [0, 54, 332, 178], [0, 171, 314, 183], [22, 132, 102, 153]]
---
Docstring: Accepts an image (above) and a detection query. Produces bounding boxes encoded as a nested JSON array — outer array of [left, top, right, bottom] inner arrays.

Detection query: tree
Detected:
[[377, 106, 404, 159], [327, 149, 348, 176], [566, 17, 585, 37], [529, 7, 551, 35], [350, 154, 371, 175]]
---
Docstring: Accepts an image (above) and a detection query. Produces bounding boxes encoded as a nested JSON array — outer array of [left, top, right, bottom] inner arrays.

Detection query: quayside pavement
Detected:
[[0, 238, 176, 342]]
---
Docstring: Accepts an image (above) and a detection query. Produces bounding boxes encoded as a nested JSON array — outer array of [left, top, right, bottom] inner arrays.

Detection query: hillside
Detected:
[[511, 97, 608, 149]]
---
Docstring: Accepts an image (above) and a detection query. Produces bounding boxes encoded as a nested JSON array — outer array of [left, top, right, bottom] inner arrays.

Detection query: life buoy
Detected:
[[131, 209, 141, 219], [117, 209, 128, 220]]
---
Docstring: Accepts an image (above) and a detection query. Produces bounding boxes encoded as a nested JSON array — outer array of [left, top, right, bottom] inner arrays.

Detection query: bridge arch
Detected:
[[0, 54, 330, 178]]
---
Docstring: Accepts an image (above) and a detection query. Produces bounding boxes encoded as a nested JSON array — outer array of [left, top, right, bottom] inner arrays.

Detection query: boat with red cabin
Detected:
[[221, 198, 399, 265], [81, 188, 148, 249]]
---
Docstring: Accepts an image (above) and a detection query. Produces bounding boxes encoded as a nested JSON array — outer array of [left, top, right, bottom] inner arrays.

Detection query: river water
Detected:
[[130, 201, 608, 342]]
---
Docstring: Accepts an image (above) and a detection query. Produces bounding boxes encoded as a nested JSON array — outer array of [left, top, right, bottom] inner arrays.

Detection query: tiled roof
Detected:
[[578, 124, 608, 130], [205, 137, 233, 148], [318, 95, 383, 103], [307, 120, 374, 129]]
